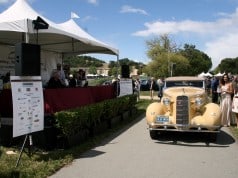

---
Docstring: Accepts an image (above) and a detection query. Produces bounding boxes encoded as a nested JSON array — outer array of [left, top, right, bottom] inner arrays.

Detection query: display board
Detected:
[[119, 78, 133, 97], [10, 76, 44, 137]]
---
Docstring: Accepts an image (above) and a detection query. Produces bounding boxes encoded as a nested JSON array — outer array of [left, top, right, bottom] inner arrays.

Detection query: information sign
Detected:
[[11, 76, 44, 137]]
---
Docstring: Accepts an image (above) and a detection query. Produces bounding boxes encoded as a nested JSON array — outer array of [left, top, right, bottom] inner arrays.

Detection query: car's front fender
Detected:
[[191, 103, 221, 126], [146, 102, 166, 124]]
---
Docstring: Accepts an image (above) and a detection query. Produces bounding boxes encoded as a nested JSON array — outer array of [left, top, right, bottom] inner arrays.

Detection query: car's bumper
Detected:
[[148, 124, 222, 133]]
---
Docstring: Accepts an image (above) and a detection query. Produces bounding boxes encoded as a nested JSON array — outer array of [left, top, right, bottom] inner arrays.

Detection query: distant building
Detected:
[[96, 63, 110, 76], [70, 63, 141, 78]]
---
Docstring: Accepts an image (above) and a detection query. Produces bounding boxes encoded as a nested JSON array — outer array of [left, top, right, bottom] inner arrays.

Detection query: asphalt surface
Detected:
[[50, 114, 238, 178]]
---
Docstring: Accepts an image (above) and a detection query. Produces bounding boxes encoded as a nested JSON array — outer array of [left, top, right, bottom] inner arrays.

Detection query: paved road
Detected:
[[50, 115, 238, 178]]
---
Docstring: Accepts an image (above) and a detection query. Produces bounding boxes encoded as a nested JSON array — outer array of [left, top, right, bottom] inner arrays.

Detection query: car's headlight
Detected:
[[163, 98, 171, 106], [195, 97, 203, 106]]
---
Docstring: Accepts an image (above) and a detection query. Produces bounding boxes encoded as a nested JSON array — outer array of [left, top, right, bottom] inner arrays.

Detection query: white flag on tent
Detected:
[[71, 12, 80, 19]]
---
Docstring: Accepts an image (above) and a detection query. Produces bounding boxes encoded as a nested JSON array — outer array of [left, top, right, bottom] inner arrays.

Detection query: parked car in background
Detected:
[[146, 76, 222, 141], [140, 79, 159, 91], [140, 79, 150, 91], [102, 80, 112, 85]]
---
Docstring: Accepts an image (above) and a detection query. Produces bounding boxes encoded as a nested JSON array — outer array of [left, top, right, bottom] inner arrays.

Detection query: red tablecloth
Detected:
[[0, 85, 115, 116], [0, 89, 13, 117]]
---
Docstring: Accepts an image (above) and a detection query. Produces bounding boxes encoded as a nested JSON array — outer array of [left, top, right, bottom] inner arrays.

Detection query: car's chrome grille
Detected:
[[176, 96, 189, 124]]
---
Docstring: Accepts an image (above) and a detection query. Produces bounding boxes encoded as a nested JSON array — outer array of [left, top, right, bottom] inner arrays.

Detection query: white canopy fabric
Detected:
[[0, 0, 118, 56], [58, 19, 118, 56], [215, 72, 224, 77], [198, 72, 213, 77], [205, 72, 213, 77], [198, 72, 206, 78]]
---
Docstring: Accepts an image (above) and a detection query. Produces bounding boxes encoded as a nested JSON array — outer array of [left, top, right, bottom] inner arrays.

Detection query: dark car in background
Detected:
[[140, 79, 159, 91], [140, 79, 149, 91]]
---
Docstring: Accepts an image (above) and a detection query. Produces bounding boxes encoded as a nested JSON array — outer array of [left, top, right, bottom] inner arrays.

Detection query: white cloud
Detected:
[[81, 15, 97, 22], [120, 5, 148, 15], [0, 0, 13, 4], [87, 0, 98, 5], [205, 33, 238, 68], [133, 8, 238, 69], [0, 0, 35, 5], [0, 0, 9, 3]]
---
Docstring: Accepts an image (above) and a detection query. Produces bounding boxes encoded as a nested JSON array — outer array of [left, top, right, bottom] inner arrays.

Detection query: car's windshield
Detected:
[[166, 81, 204, 88]]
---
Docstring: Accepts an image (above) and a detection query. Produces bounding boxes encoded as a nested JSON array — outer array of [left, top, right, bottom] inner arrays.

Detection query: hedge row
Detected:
[[54, 94, 137, 138]]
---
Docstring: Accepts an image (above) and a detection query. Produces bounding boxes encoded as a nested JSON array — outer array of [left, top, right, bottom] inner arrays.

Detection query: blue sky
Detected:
[[1, 0, 238, 69]]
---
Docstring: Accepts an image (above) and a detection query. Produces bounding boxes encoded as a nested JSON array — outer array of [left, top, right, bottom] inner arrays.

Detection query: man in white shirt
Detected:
[[56, 63, 66, 86]]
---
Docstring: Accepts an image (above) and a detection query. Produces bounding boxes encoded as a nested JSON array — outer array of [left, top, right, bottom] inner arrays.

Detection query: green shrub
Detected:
[[55, 109, 87, 136], [54, 94, 137, 137], [101, 99, 116, 121], [86, 102, 104, 127]]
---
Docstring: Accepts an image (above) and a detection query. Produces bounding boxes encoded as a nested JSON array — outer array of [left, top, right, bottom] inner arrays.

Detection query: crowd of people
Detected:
[[132, 76, 164, 101], [46, 63, 88, 89]]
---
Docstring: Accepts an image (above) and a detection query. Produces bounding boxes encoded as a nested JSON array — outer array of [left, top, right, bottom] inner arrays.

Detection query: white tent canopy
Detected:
[[205, 72, 213, 77], [58, 19, 118, 56], [214, 72, 224, 77], [0, 0, 118, 55], [0, 0, 118, 84], [198, 72, 206, 78], [198, 72, 213, 78]]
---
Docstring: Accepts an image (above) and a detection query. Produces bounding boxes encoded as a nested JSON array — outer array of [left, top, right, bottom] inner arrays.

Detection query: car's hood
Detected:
[[163, 87, 205, 97]]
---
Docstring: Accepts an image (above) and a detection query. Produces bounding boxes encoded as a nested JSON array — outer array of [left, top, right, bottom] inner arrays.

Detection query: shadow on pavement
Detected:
[[79, 113, 145, 159], [154, 129, 235, 147]]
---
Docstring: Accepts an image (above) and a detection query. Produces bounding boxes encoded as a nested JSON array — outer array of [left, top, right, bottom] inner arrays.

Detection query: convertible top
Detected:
[[165, 76, 205, 81]]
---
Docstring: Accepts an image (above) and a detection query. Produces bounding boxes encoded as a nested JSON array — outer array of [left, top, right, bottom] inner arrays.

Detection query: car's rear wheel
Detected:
[[149, 130, 158, 140]]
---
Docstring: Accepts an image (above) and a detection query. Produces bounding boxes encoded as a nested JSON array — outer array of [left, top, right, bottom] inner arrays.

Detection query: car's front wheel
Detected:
[[149, 130, 158, 140]]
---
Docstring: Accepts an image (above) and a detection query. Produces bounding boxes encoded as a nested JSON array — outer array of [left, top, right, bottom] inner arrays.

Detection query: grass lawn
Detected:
[[230, 126, 238, 139], [140, 90, 150, 96]]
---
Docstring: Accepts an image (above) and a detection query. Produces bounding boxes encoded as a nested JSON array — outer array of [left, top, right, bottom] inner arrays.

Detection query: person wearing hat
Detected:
[[68, 74, 77, 88]]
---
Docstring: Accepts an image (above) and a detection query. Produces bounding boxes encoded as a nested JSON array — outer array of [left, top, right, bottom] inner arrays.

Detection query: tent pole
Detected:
[[116, 54, 119, 97], [25, 33, 29, 43], [25, 19, 29, 43]]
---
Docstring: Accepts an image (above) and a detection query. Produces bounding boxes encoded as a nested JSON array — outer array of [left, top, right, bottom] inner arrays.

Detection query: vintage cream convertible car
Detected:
[[146, 76, 222, 139]]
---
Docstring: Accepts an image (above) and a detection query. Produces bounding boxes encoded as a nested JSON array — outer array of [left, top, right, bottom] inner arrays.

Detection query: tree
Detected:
[[216, 57, 238, 74], [108, 61, 117, 68], [108, 66, 120, 77], [145, 34, 190, 78], [145, 36, 213, 78], [88, 66, 97, 74], [144, 52, 189, 78], [179, 44, 212, 75], [63, 55, 104, 68]]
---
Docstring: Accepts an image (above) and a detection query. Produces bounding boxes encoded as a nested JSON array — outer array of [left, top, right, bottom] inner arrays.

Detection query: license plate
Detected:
[[156, 115, 169, 123]]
